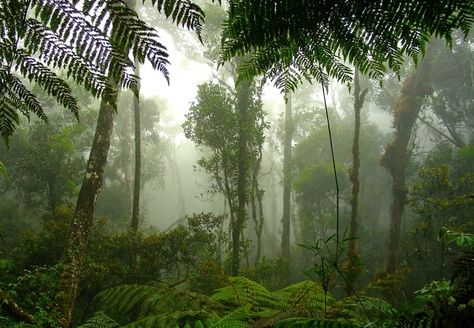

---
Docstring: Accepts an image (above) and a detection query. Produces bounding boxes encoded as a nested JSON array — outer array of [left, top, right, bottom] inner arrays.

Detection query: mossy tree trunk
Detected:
[[381, 50, 433, 274], [345, 69, 368, 295], [232, 76, 251, 276], [57, 83, 117, 327]]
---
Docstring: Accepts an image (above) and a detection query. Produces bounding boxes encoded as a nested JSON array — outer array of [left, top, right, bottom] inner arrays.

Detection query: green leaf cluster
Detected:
[[0, 0, 204, 142]]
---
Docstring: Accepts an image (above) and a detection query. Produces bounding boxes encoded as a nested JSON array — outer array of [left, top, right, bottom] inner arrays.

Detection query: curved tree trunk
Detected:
[[281, 93, 293, 266], [57, 83, 117, 327], [381, 50, 433, 274], [345, 69, 368, 295]]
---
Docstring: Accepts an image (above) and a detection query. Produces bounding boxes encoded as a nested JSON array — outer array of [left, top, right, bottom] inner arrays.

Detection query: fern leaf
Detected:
[[77, 311, 120, 328], [211, 277, 279, 311], [274, 318, 360, 328], [15, 51, 79, 119], [149, 0, 205, 40], [273, 281, 331, 313]]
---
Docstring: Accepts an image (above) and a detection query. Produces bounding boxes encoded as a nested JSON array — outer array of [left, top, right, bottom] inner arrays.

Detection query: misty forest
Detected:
[[1, 0, 474, 327]]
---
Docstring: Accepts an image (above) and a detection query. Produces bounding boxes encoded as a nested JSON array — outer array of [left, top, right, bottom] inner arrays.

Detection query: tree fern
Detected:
[[220, 0, 474, 92], [211, 277, 279, 312], [274, 318, 360, 328], [327, 296, 396, 324], [77, 311, 121, 328], [0, 0, 204, 141], [93, 284, 224, 323]]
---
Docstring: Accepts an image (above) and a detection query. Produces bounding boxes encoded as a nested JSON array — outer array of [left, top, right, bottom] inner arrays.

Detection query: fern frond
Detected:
[[77, 311, 120, 328], [211, 277, 279, 311], [104, 0, 170, 82], [327, 296, 396, 324], [93, 284, 224, 321], [273, 281, 331, 314], [122, 310, 219, 328], [15, 51, 79, 119], [274, 318, 360, 328], [221, 0, 474, 92], [149, 0, 205, 40], [23, 19, 111, 97]]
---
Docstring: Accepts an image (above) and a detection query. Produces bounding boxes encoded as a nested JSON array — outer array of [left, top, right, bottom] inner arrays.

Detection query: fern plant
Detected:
[[82, 278, 399, 328], [0, 0, 204, 142], [220, 0, 474, 93]]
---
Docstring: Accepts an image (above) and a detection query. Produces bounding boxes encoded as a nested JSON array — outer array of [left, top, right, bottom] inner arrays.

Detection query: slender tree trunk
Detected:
[[281, 93, 293, 264], [232, 75, 251, 276], [121, 99, 133, 217], [252, 144, 264, 266], [345, 69, 368, 295], [381, 50, 433, 274], [57, 83, 117, 326], [131, 59, 141, 231]]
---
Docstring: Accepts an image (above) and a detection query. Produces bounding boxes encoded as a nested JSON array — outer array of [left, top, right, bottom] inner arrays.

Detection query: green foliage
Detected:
[[182, 82, 266, 223], [0, 160, 7, 178], [220, 0, 474, 92], [327, 296, 396, 325], [274, 318, 359, 328], [0, 264, 62, 327], [439, 227, 474, 248], [79, 276, 405, 328], [404, 160, 474, 287], [0, 0, 204, 141], [90, 284, 224, 327], [77, 311, 120, 328]]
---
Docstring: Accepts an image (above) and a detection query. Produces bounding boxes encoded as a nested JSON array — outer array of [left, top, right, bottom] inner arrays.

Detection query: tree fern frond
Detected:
[[221, 0, 474, 92], [327, 296, 396, 324], [0, 93, 21, 143], [15, 51, 79, 118], [122, 310, 219, 328], [93, 284, 224, 321], [0, 67, 45, 121], [149, 0, 205, 40], [104, 0, 170, 83], [93, 284, 161, 317], [208, 304, 252, 328], [24, 19, 110, 96], [274, 318, 360, 328], [273, 280, 331, 313], [211, 277, 279, 311], [77, 311, 121, 328]]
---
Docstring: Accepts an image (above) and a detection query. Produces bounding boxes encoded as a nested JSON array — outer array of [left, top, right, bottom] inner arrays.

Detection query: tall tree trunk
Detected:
[[345, 69, 368, 295], [381, 50, 433, 274], [57, 82, 117, 327], [252, 142, 264, 266], [131, 59, 141, 231], [281, 93, 293, 265], [231, 75, 251, 276]]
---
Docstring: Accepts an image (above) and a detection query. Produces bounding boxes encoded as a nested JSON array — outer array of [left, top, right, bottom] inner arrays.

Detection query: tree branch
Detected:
[[0, 289, 34, 324]]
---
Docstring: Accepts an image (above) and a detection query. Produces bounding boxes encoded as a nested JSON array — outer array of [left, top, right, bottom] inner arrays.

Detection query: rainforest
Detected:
[[0, 0, 473, 327]]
